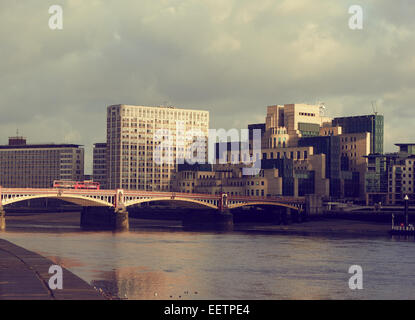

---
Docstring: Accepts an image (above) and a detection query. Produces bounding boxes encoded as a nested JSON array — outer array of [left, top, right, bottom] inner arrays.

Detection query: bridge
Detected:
[[0, 187, 306, 231], [0, 187, 305, 210]]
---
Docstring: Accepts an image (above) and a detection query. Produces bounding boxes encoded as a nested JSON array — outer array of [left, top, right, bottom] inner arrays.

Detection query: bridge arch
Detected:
[[227, 201, 301, 211], [124, 197, 218, 209], [1, 194, 113, 207]]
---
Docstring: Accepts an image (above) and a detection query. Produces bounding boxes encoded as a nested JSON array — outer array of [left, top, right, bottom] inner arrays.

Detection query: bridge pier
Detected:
[[182, 208, 233, 231], [269, 207, 282, 225], [279, 207, 291, 225], [80, 206, 129, 231], [291, 208, 301, 223], [271, 207, 306, 224], [305, 194, 323, 215], [0, 206, 5, 231]]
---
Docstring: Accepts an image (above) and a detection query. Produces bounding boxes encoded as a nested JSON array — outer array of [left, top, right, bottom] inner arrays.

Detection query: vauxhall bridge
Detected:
[[0, 187, 307, 230]]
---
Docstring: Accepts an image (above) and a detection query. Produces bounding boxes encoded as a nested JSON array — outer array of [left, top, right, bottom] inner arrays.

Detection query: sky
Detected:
[[1, 0, 414, 173]]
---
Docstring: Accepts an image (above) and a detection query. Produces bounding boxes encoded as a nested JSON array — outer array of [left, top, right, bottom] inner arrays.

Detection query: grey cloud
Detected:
[[1, 0, 414, 172]]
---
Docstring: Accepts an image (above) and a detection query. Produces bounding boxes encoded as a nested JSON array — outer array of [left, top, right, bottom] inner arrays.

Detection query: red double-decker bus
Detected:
[[53, 180, 100, 190]]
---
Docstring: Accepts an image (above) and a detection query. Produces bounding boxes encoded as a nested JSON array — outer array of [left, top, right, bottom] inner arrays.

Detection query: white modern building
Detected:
[[106, 104, 209, 191]]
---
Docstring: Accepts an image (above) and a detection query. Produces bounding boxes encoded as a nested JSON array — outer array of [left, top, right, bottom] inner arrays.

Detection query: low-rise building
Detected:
[[365, 143, 415, 205], [0, 136, 84, 188], [173, 158, 325, 198]]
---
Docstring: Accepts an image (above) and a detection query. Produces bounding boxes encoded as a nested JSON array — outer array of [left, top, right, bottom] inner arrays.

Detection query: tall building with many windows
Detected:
[[264, 104, 332, 149], [93, 143, 107, 189], [366, 143, 415, 205], [332, 114, 384, 154], [0, 136, 84, 188], [107, 104, 209, 191]]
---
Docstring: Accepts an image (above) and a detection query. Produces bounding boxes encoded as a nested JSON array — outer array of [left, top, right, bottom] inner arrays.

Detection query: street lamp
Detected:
[[404, 195, 409, 228]]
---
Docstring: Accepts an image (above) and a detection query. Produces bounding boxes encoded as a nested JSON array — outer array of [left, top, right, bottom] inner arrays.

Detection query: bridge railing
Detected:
[[0, 187, 306, 210]]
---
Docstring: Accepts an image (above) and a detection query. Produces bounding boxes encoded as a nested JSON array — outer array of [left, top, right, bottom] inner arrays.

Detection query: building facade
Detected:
[[177, 104, 379, 201], [106, 104, 209, 191], [158, 102, 383, 203], [174, 162, 286, 197], [366, 144, 415, 205], [93, 143, 107, 189], [298, 135, 342, 197], [264, 104, 332, 149], [332, 114, 384, 154], [339, 132, 371, 197], [0, 136, 84, 188]]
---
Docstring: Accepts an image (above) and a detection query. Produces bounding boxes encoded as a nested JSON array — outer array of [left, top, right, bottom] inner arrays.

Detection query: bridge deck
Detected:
[[0, 187, 305, 210]]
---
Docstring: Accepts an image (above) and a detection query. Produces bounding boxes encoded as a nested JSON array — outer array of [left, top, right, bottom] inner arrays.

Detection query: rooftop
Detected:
[[0, 143, 83, 150], [395, 143, 415, 147]]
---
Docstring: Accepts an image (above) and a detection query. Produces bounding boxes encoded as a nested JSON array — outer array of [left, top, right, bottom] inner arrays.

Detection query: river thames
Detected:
[[1, 212, 415, 300]]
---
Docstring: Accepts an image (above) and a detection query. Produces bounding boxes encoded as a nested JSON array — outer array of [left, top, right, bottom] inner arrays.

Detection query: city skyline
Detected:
[[1, 1, 415, 303], [4, 101, 412, 206], [1, 102, 386, 176], [1, 1, 415, 173]]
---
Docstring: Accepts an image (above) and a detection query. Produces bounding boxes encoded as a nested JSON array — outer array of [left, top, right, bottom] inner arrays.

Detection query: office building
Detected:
[[0, 136, 84, 188], [174, 161, 289, 197], [107, 104, 209, 191], [365, 153, 389, 204], [332, 114, 384, 154], [264, 103, 332, 149], [366, 143, 415, 205], [339, 132, 371, 197], [388, 144, 415, 204], [298, 135, 341, 198], [93, 143, 107, 189], [172, 103, 381, 202]]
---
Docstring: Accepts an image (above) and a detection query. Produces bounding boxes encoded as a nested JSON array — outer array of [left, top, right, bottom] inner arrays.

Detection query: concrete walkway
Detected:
[[0, 239, 105, 300]]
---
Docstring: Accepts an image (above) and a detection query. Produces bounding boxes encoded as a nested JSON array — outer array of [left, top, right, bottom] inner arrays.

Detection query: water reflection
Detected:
[[2, 220, 415, 299], [91, 267, 200, 300]]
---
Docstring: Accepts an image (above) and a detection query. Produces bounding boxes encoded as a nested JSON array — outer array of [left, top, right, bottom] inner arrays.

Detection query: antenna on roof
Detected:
[[318, 101, 326, 116], [371, 101, 378, 115], [162, 101, 174, 108]]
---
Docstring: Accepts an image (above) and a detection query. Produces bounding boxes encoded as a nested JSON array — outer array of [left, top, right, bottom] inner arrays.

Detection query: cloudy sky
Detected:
[[1, 0, 414, 172]]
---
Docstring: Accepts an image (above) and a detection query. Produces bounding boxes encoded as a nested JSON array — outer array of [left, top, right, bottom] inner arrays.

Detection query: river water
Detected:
[[1, 214, 415, 300]]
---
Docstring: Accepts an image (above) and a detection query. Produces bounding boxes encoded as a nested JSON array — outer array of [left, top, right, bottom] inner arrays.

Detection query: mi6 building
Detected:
[[174, 103, 382, 203]]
